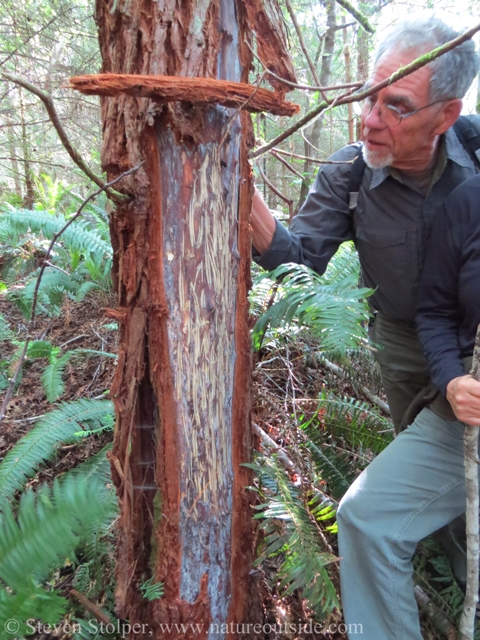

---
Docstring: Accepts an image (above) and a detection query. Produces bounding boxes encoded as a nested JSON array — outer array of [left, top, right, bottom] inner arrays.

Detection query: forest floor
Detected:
[[0, 291, 453, 640]]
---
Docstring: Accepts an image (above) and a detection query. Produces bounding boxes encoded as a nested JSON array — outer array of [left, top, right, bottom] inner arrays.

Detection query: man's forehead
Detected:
[[367, 49, 432, 92]]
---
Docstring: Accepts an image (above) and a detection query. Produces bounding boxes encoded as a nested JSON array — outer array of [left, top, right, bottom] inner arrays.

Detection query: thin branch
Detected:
[[1, 73, 128, 203], [284, 0, 324, 97], [256, 163, 294, 221], [245, 39, 362, 94], [250, 21, 480, 159], [270, 150, 305, 180], [0, 163, 143, 425], [335, 0, 374, 33], [271, 147, 355, 165]]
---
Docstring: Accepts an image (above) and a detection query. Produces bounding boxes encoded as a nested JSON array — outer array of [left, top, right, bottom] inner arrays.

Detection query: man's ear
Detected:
[[432, 99, 463, 135]]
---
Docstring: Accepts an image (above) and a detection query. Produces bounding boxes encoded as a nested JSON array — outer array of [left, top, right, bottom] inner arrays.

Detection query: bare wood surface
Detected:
[[460, 324, 480, 640], [69, 74, 299, 117]]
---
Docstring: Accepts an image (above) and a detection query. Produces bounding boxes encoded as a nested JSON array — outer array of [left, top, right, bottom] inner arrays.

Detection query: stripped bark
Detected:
[[91, 1, 294, 638], [70, 74, 299, 117], [460, 325, 480, 640]]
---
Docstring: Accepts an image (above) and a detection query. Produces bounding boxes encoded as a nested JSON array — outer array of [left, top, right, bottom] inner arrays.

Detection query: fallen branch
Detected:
[[414, 586, 457, 640], [314, 354, 390, 415], [460, 324, 480, 640], [70, 589, 112, 626], [1, 72, 127, 203], [253, 421, 336, 515], [69, 74, 299, 117], [251, 21, 480, 158], [0, 163, 143, 425]]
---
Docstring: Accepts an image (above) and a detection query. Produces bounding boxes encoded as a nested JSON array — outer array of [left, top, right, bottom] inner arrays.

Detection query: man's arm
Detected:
[[417, 180, 480, 425], [251, 188, 276, 255], [250, 145, 359, 274]]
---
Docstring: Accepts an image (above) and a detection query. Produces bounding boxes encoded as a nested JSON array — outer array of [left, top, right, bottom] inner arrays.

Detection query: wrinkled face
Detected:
[[361, 49, 445, 171]]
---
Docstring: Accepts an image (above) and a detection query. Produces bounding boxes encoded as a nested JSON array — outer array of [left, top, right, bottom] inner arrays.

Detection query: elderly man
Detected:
[[251, 15, 479, 434]]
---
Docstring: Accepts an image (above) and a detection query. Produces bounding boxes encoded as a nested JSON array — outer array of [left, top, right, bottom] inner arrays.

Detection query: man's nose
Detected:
[[362, 102, 386, 129]]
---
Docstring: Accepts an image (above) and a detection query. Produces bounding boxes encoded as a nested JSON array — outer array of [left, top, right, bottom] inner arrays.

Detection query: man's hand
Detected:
[[446, 375, 480, 425], [250, 187, 276, 255]]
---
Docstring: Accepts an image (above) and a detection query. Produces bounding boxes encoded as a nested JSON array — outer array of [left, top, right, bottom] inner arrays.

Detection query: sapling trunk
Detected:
[[460, 324, 480, 640]]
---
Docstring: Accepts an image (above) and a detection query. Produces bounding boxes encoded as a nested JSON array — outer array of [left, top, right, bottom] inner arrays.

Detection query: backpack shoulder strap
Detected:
[[453, 115, 480, 168], [348, 146, 366, 210]]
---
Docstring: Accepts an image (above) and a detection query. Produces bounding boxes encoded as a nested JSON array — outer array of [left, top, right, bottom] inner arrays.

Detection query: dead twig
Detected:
[[0, 163, 143, 425]]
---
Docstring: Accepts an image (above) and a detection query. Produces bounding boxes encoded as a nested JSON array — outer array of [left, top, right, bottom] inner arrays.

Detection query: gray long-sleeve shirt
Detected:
[[255, 124, 479, 323]]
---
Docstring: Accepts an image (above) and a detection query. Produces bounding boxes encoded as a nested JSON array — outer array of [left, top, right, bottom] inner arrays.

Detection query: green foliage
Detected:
[[0, 399, 114, 512], [0, 206, 112, 318], [252, 247, 372, 352], [0, 475, 114, 638], [249, 455, 338, 620], [316, 390, 393, 456], [140, 577, 164, 601]]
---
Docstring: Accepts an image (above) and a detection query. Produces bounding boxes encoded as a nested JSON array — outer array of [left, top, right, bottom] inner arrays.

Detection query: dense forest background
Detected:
[[0, 0, 480, 638]]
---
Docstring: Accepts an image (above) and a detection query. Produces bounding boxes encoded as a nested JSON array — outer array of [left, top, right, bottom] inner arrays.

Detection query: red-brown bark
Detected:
[[92, 1, 294, 638], [70, 74, 299, 116]]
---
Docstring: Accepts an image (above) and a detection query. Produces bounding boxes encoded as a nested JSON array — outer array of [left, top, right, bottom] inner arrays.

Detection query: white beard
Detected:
[[362, 144, 393, 169]]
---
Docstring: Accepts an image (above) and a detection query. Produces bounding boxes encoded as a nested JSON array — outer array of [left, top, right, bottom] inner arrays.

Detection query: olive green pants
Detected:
[[369, 311, 467, 587], [369, 311, 431, 434]]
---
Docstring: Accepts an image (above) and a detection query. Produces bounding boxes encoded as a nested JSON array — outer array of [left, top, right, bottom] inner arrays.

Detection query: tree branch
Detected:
[[1, 72, 128, 203], [335, 0, 374, 33], [245, 38, 362, 93], [251, 21, 480, 159], [256, 163, 294, 221], [0, 163, 143, 425]]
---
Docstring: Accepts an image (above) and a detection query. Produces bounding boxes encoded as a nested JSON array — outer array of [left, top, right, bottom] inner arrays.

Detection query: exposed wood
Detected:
[[460, 324, 480, 640], [70, 74, 299, 117]]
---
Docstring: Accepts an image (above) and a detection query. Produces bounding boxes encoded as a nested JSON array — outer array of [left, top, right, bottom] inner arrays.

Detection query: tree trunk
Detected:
[[95, 1, 292, 637]]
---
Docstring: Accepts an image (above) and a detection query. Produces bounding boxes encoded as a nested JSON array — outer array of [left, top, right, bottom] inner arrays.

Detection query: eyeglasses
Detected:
[[361, 97, 445, 127]]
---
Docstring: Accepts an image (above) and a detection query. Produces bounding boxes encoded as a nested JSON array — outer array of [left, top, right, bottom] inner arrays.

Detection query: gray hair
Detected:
[[375, 14, 478, 101]]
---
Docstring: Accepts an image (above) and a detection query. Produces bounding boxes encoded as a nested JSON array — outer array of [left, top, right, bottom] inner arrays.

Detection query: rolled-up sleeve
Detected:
[[254, 145, 358, 275]]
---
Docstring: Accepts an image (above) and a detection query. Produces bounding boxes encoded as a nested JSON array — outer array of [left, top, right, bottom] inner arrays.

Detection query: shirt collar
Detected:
[[365, 125, 472, 190]]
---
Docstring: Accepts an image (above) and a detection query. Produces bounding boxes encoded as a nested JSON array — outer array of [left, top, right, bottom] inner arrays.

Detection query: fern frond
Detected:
[[253, 456, 339, 618], [62, 445, 118, 562], [317, 391, 393, 455], [252, 263, 372, 353], [0, 476, 114, 635], [0, 584, 67, 635], [41, 352, 75, 402], [0, 399, 114, 512], [299, 421, 357, 501], [0, 475, 112, 589], [0, 209, 112, 263]]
